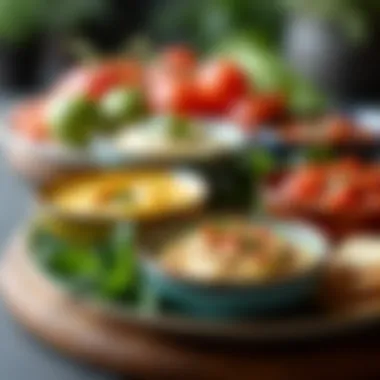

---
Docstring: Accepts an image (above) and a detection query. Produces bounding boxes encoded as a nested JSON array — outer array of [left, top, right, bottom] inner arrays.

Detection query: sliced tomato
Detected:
[[11, 99, 49, 141], [53, 59, 143, 101], [323, 184, 359, 212], [281, 166, 325, 204], [196, 60, 249, 114], [147, 76, 198, 115], [86, 59, 143, 100], [230, 93, 285, 130]]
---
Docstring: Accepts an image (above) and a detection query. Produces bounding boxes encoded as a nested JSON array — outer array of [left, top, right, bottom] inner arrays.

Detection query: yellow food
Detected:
[[44, 171, 204, 220]]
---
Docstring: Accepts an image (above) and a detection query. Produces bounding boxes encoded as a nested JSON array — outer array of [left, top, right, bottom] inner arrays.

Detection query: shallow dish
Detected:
[[1, 110, 246, 185], [23, 222, 380, 343], [140, 219, 329, 318], [113, 119, 246, 161], [36, 169, 209, 225]]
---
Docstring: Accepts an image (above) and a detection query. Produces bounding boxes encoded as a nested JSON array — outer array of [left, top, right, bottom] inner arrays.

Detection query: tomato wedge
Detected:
[[281, 166, 325, 205], [11, 99, 49, 141], [196, 60, 249, 114], [147, 76, 198, 115], [323, 184, 359, 212], [230, 93, 285, 130], [53, 59, 143, 101]]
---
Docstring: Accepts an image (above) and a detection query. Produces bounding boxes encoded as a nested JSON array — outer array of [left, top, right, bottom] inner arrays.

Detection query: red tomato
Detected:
[[12, 100, 49, 141], [86, 60, 143, 100], [196, 60, 249, 114], [364, 192, 380, 211], [282, 166, 325, 204], [147, 76, 198, 115], [230, 94, 285, 130], [360, 168, 380, 191], [323, 185, 359, 212], [53, 59, 143, 100], [158, 45, 196, 74]]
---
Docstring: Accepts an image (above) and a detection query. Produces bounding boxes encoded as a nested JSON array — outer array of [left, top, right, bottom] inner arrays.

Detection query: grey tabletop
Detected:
[[0, 153, 121, 379]]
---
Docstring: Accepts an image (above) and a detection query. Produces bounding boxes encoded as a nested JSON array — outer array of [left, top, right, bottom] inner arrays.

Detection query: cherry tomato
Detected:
[[53, 60, 143, 100], [196, 60, 249, 114], [282, 166, 325, 204], [158, 45, 196, 74], [230, 94, 285, 130], [12, 100, 49, 141], [323, 185, 359, 212], [86, 60, 143, 100], [147, 76, 198, 115]]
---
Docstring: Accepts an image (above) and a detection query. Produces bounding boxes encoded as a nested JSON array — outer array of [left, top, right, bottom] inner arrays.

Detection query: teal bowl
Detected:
[[140, 220, 329, 319]]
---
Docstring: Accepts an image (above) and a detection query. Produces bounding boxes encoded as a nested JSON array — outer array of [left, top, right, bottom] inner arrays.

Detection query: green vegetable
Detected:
[[29, 221, 137, 301], [100, 87, 146, 129], [47, 95, 100, 146], [29, 226, 102, 293], [99, 223, 137, 298], [248, 149, 276, 179]]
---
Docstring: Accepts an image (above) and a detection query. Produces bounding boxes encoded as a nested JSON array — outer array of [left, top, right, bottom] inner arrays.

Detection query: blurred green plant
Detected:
[[0, 0, 107, 42], [283, 0, 380, 42], [148, 0, 284, 49]]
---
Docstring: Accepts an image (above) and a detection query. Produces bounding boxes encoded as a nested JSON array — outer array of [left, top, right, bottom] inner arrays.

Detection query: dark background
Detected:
[[1, 0, 380, 101]]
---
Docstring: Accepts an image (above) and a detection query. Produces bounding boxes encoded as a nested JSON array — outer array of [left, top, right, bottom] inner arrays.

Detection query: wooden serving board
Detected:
[[3, 237, 380, 379]]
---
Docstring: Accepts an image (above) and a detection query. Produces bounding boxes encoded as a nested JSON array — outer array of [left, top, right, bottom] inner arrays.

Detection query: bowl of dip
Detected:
[[140, 217, 329, 318]]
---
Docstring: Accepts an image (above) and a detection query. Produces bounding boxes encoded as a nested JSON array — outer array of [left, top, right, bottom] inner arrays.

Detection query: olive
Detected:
[[47, 95, 99, 146]]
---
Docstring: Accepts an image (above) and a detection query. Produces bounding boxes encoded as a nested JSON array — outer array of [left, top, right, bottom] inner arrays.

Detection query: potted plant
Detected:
[[283, 0, 380, 102], [0, 0, 107, 91]]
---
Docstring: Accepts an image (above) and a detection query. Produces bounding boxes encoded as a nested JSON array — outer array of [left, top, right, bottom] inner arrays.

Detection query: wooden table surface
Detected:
[[3, 238, 380, 380]]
